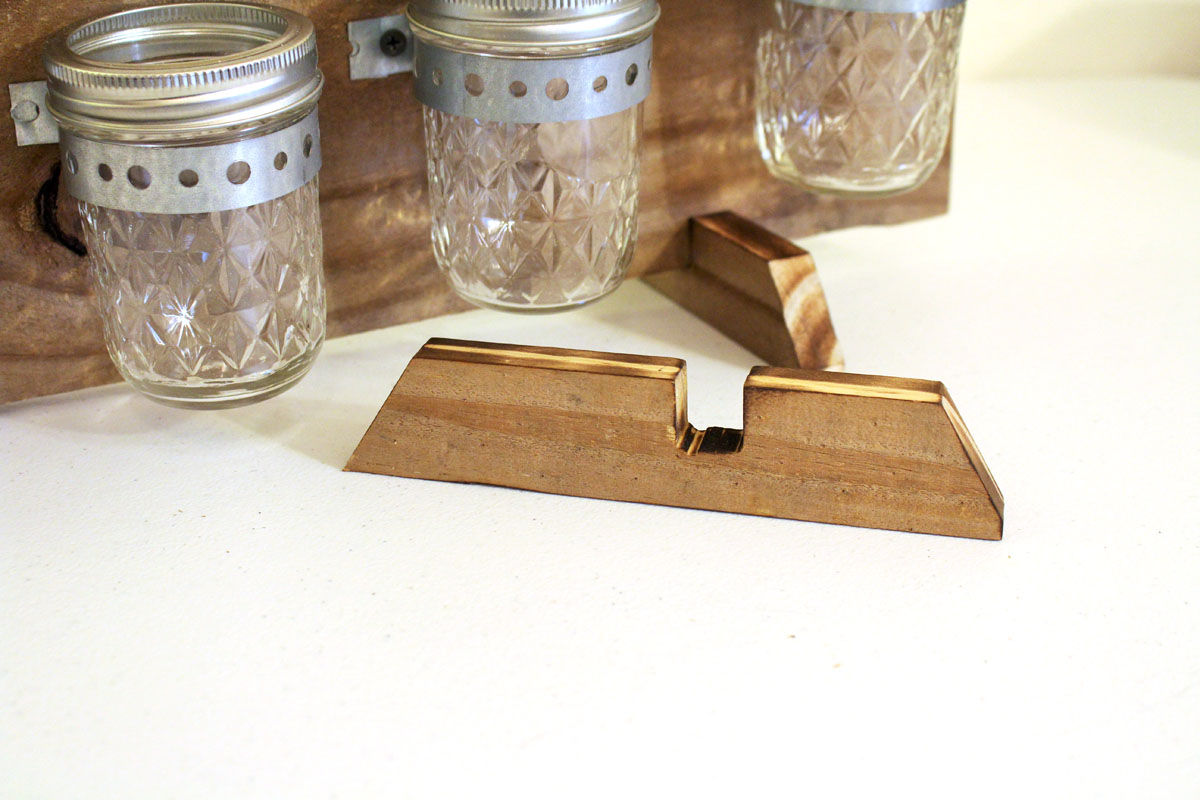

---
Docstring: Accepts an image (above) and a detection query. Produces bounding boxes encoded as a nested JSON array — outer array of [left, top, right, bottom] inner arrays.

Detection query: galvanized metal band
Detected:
[[413, 36, 652, 124], [785, 0, 964, 12], [59, 110, 321, 214]]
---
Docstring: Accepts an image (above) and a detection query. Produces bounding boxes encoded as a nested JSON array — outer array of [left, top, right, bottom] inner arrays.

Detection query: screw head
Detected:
[[379, 29, 407, 58], [10, 99, 39, 123]]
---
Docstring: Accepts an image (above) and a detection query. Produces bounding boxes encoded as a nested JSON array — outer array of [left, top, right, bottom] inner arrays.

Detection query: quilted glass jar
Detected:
[[43, 3, 326, 408], [408, 0, 659, 312], [755, 0, 965, 197]]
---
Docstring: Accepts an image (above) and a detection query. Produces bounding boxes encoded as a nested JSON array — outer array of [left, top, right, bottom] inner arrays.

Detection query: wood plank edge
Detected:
[[340, 463, 1001, 540], [691, 212, 811, 263], [421, 337, 685, 379], [746, 366, 946, 403], [641, 268, 803, 368], [939, 389, 1005, 534]]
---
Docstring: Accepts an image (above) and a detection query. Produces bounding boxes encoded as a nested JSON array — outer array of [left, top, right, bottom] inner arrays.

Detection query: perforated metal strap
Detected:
[[413, 36, 653, 124], [59, 110, 322, 214], [786, 0, 964, 11]]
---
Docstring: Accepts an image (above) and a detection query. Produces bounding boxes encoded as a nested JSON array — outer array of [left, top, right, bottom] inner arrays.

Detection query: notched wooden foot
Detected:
[[645, 212, 844, 370], [347, 338, 1003, 540]]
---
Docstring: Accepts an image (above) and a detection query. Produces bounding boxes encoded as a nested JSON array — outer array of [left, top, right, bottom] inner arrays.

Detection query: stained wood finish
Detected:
[[347, 338, 1003, 540], [645, 212, 844, 369], [0, 0, 950, 404]]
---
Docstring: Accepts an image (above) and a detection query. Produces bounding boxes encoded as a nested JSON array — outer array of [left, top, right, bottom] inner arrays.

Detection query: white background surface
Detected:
[[961, 0, 1200, 79], [4, 78, 1200, 797]]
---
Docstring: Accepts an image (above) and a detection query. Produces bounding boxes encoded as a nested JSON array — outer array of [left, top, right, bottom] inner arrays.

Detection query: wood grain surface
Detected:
[[347, 338, 1002, 540], [0, 0, 950, 404], [645, 212, 845, 369]]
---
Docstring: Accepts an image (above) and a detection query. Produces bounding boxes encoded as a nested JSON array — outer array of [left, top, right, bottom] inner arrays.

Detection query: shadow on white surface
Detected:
[[225, 397, 380, 470], [6, 381, 190, 436]]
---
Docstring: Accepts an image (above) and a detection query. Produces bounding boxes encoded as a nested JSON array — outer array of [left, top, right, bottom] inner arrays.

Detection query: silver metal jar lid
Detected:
[[42, 2, 323, 142], [408, 0, 659, 124], [42, 3, 323, 214], [407, 0, 660, 50], [785, 0, 965, 12]]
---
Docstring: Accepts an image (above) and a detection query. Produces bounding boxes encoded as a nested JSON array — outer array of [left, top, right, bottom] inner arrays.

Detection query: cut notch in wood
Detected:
[[347, 338, 1003, 540]]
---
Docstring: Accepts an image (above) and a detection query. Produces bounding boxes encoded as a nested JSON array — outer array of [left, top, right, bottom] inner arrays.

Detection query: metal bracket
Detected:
[[8, 81, 59, 146], [348, 15, 414, 80]]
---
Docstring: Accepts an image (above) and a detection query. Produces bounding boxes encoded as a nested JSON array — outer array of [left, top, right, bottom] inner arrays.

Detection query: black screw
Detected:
[[379, 29, 407, 58]]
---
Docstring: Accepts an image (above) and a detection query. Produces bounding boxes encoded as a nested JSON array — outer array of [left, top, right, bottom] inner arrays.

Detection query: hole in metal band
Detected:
[[545, 78, 569, 101], [226, 161, 251, 185], [127, 165, 151, 190]]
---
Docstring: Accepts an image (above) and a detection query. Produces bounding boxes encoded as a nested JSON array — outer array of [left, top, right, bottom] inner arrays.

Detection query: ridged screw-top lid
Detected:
[[43, 3, 323, 142], [407, 0, 660, 50], [788, 0, 964, 11]]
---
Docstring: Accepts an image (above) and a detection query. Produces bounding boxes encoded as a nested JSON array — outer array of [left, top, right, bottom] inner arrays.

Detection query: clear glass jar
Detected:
[[43, 3, 327, 408], [79, 180, 325, 407], [408, 0, 659, 312], [755, 0, 965, 198], [424, 105, 642, 311]]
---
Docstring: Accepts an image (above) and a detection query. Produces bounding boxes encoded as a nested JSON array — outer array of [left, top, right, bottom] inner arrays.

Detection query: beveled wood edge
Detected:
[[748, 364, 1004, 532], [420, 338, 685, 380], [747, 365, 945, 403], [692, 211, 811, 263], [939, 388, 1006, 521]]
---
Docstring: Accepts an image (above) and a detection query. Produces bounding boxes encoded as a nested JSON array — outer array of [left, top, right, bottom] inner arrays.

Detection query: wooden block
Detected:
[[644, 212, 845, 369], [347, 338, 1003, 540], [0, 0, 947, 404]]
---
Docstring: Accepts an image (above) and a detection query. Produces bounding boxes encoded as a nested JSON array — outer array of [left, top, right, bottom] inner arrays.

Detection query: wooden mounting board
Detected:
[[0, 0, 950, 405], [347, 338, 1003, 540]]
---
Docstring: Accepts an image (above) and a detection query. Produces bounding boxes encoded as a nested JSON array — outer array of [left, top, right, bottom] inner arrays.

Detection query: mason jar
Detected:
[[407, 0, 659, 312], [42, 3, 326, 409], [755, 0, 965, 197]]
